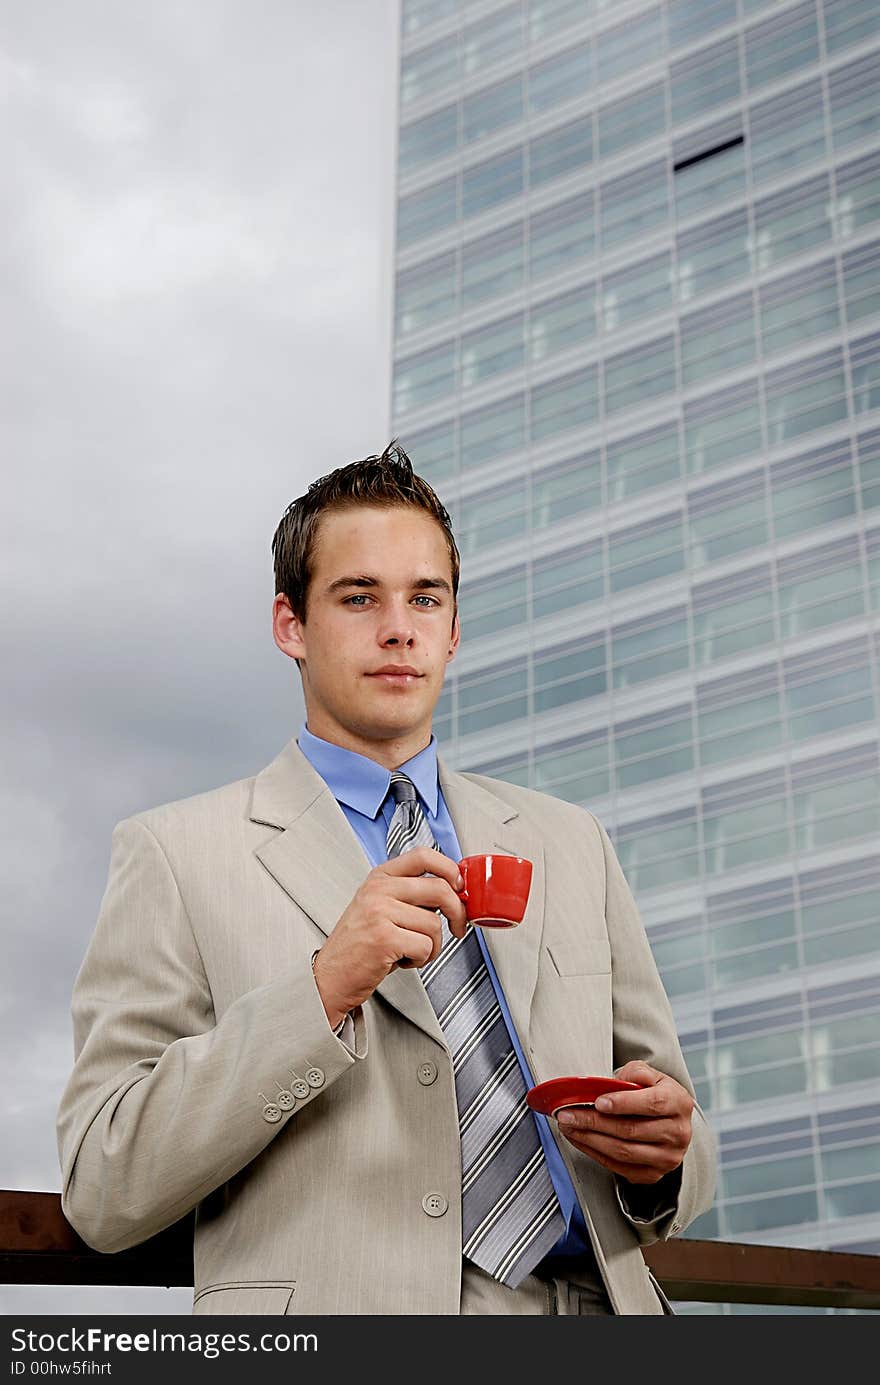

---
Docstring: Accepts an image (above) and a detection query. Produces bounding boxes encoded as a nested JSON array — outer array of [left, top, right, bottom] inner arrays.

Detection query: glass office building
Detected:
[[391, 0, 880, 1306]]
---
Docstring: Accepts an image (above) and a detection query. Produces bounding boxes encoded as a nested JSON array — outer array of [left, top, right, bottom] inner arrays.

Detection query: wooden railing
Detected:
[[2, 1191, 879, 1309]]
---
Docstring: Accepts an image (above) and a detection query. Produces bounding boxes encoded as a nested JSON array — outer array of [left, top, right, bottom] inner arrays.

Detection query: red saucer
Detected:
[[526, 1075, 640, 1117]]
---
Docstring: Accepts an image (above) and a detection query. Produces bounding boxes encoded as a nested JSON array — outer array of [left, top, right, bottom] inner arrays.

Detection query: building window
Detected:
[[462, 221, 524, 309], [401, 0, 455, 38], [463, 147, 525, 219], [393, 339, 456, 414], [604, 335, 677, 414], [744, 1, 819, 94], [609, 512, 684, 590], [671, 37, 740, 127], [673, 120, 746, 219], [598, 82, 666, 160], [759, 260, 840, 359], [751, 173, 832, 272], [400, 33, 457, 107], [397, 174, 456, 246], [395, 251, 457, 337], [824, 0, 880, 56], [764, 349, 847, 444], [461, 392, 525, 467], [529, 114, 594, 187], [529, 191, 596, 282], [399, 102, 458, 173], [528, 39, 592, 113], [829, 52, 880, 151], [461, 311, 524, 389], [530, 365, 598, 441], [463, 74, 524, 147], [684, 380, 763, 475], [677, 208, 749, 302], [529, 285, 595, 361], [601, 160, 669, 249], [749, 77, 827, 184], [606, 420, 681, 501], [601, 252, 672, 332], [681, 293, 756, 387], [462, 2, 523, 75]]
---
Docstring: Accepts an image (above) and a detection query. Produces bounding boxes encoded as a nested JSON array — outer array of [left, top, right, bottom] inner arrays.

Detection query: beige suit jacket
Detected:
[[56, 738, 715, 1314]]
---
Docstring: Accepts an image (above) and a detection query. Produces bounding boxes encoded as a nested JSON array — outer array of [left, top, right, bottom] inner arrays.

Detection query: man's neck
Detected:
[[303, 721, 432, 771]]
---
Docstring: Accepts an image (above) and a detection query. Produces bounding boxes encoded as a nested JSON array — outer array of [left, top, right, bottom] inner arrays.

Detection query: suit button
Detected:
[[417, 1061, 438, 1086], [277, 1090, 295, 1110], [422, 1192, 448, 1217], [262, 1103, 282, 1124], [306, 1067, 325, 1089], [291, 1079, 310, 1100]]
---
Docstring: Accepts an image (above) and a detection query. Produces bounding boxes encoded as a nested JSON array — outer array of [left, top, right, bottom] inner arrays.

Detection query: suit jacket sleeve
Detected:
[[593, 813, 716, 1244], [56, 815, 366, 1254]]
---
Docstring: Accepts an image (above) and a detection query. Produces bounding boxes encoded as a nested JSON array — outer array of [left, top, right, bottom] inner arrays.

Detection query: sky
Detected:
[[1, 0, 400, 1313]]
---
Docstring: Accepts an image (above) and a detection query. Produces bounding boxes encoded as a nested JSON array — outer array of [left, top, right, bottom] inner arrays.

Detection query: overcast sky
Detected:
[[2, 0, 400, 1313]]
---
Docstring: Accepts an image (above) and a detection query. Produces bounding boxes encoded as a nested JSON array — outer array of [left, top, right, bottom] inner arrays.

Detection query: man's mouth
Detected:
[[367, 669, 423, 684]]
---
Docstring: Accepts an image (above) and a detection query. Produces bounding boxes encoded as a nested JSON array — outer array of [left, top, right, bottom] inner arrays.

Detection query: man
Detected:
[[57, 443, 715, 1316]]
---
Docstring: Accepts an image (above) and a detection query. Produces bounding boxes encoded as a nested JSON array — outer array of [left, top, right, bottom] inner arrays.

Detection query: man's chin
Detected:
[[353, 707, 432, 743]]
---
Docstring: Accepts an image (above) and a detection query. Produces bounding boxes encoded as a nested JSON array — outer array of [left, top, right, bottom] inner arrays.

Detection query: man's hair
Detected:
[[272, 441, 460, 669]]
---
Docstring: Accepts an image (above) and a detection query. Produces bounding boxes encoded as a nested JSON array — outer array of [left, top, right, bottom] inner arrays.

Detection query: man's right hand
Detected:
[[311, 847, 469, 1030]]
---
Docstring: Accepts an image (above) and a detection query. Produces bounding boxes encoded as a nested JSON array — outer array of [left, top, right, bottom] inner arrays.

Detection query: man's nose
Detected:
[[380, 607, 416, 646]]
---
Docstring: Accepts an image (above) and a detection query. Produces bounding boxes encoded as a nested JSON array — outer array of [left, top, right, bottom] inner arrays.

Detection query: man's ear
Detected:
[[272, 592, 306, 663], [447, 609, 461, 661]]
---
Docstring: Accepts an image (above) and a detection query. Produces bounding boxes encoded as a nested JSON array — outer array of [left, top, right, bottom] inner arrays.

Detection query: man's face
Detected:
[[273, 504, 460, 765]]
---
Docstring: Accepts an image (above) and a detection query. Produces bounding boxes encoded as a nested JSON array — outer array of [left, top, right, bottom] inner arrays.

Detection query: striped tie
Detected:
[[385, 770, 565, 1289]]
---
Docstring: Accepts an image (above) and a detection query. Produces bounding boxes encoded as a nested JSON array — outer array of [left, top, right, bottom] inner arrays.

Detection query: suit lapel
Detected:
[[251, 740, 446, 1046], [439, 757, 546, 1053], [250, 739, 546, 1050]]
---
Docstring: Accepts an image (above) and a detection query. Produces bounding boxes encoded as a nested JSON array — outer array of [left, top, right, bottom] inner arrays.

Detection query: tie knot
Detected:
[[388, 770, 418, 806]]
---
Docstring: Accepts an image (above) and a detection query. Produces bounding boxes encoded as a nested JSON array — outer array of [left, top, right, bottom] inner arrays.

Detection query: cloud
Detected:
[[2, 0, 399, 1314]]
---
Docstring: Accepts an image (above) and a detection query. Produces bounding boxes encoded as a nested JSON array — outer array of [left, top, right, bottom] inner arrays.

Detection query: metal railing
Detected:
[[2, 1191, 879, 1309]]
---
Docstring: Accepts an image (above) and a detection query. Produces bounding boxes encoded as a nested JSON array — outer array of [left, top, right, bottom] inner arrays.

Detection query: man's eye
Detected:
[[344, 594, 438, 607]]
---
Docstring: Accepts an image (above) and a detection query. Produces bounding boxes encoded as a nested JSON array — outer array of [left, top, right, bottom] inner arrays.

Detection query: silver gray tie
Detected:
[[385, 770, 565, 1289]]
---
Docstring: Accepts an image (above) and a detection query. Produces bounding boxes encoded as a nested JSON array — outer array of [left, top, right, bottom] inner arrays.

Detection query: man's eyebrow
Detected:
[[325, 574, 453, 596]]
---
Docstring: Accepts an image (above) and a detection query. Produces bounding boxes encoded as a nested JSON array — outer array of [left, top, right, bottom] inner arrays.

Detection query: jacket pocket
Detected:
[[548, 938, 611, 976], [193, 1281, 295, 1315]]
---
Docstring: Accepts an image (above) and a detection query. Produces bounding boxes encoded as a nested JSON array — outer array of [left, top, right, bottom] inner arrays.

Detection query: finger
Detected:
[[595, 1075, 693, 1119], [380, 847, 463, 892], [382, 874, 469, 938], [560, 1128, 685, 1176], [432, 882, 469, 940], [614, 1060, 662, 1085], [389, 896, 445, 936], [556, 1109, 680, 1144], [392, 918, 443, 968]]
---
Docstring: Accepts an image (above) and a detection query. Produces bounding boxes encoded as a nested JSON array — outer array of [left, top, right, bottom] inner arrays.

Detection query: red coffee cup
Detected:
[[457, 854, 533, 928]]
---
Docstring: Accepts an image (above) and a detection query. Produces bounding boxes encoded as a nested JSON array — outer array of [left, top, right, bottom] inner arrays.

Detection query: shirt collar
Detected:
[[297, 722, 440, 820]]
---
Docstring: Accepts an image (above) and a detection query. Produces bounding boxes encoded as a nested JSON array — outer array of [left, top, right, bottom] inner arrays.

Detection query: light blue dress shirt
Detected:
[[297, 722, 593, 1263]]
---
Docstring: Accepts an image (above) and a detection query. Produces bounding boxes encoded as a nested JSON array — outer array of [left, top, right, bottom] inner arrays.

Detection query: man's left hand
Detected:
[[555, 1061, 694, 1185]]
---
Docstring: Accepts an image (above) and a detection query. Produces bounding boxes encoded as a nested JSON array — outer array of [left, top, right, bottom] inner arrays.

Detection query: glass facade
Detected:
[[393, 0, 880, 1310]]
